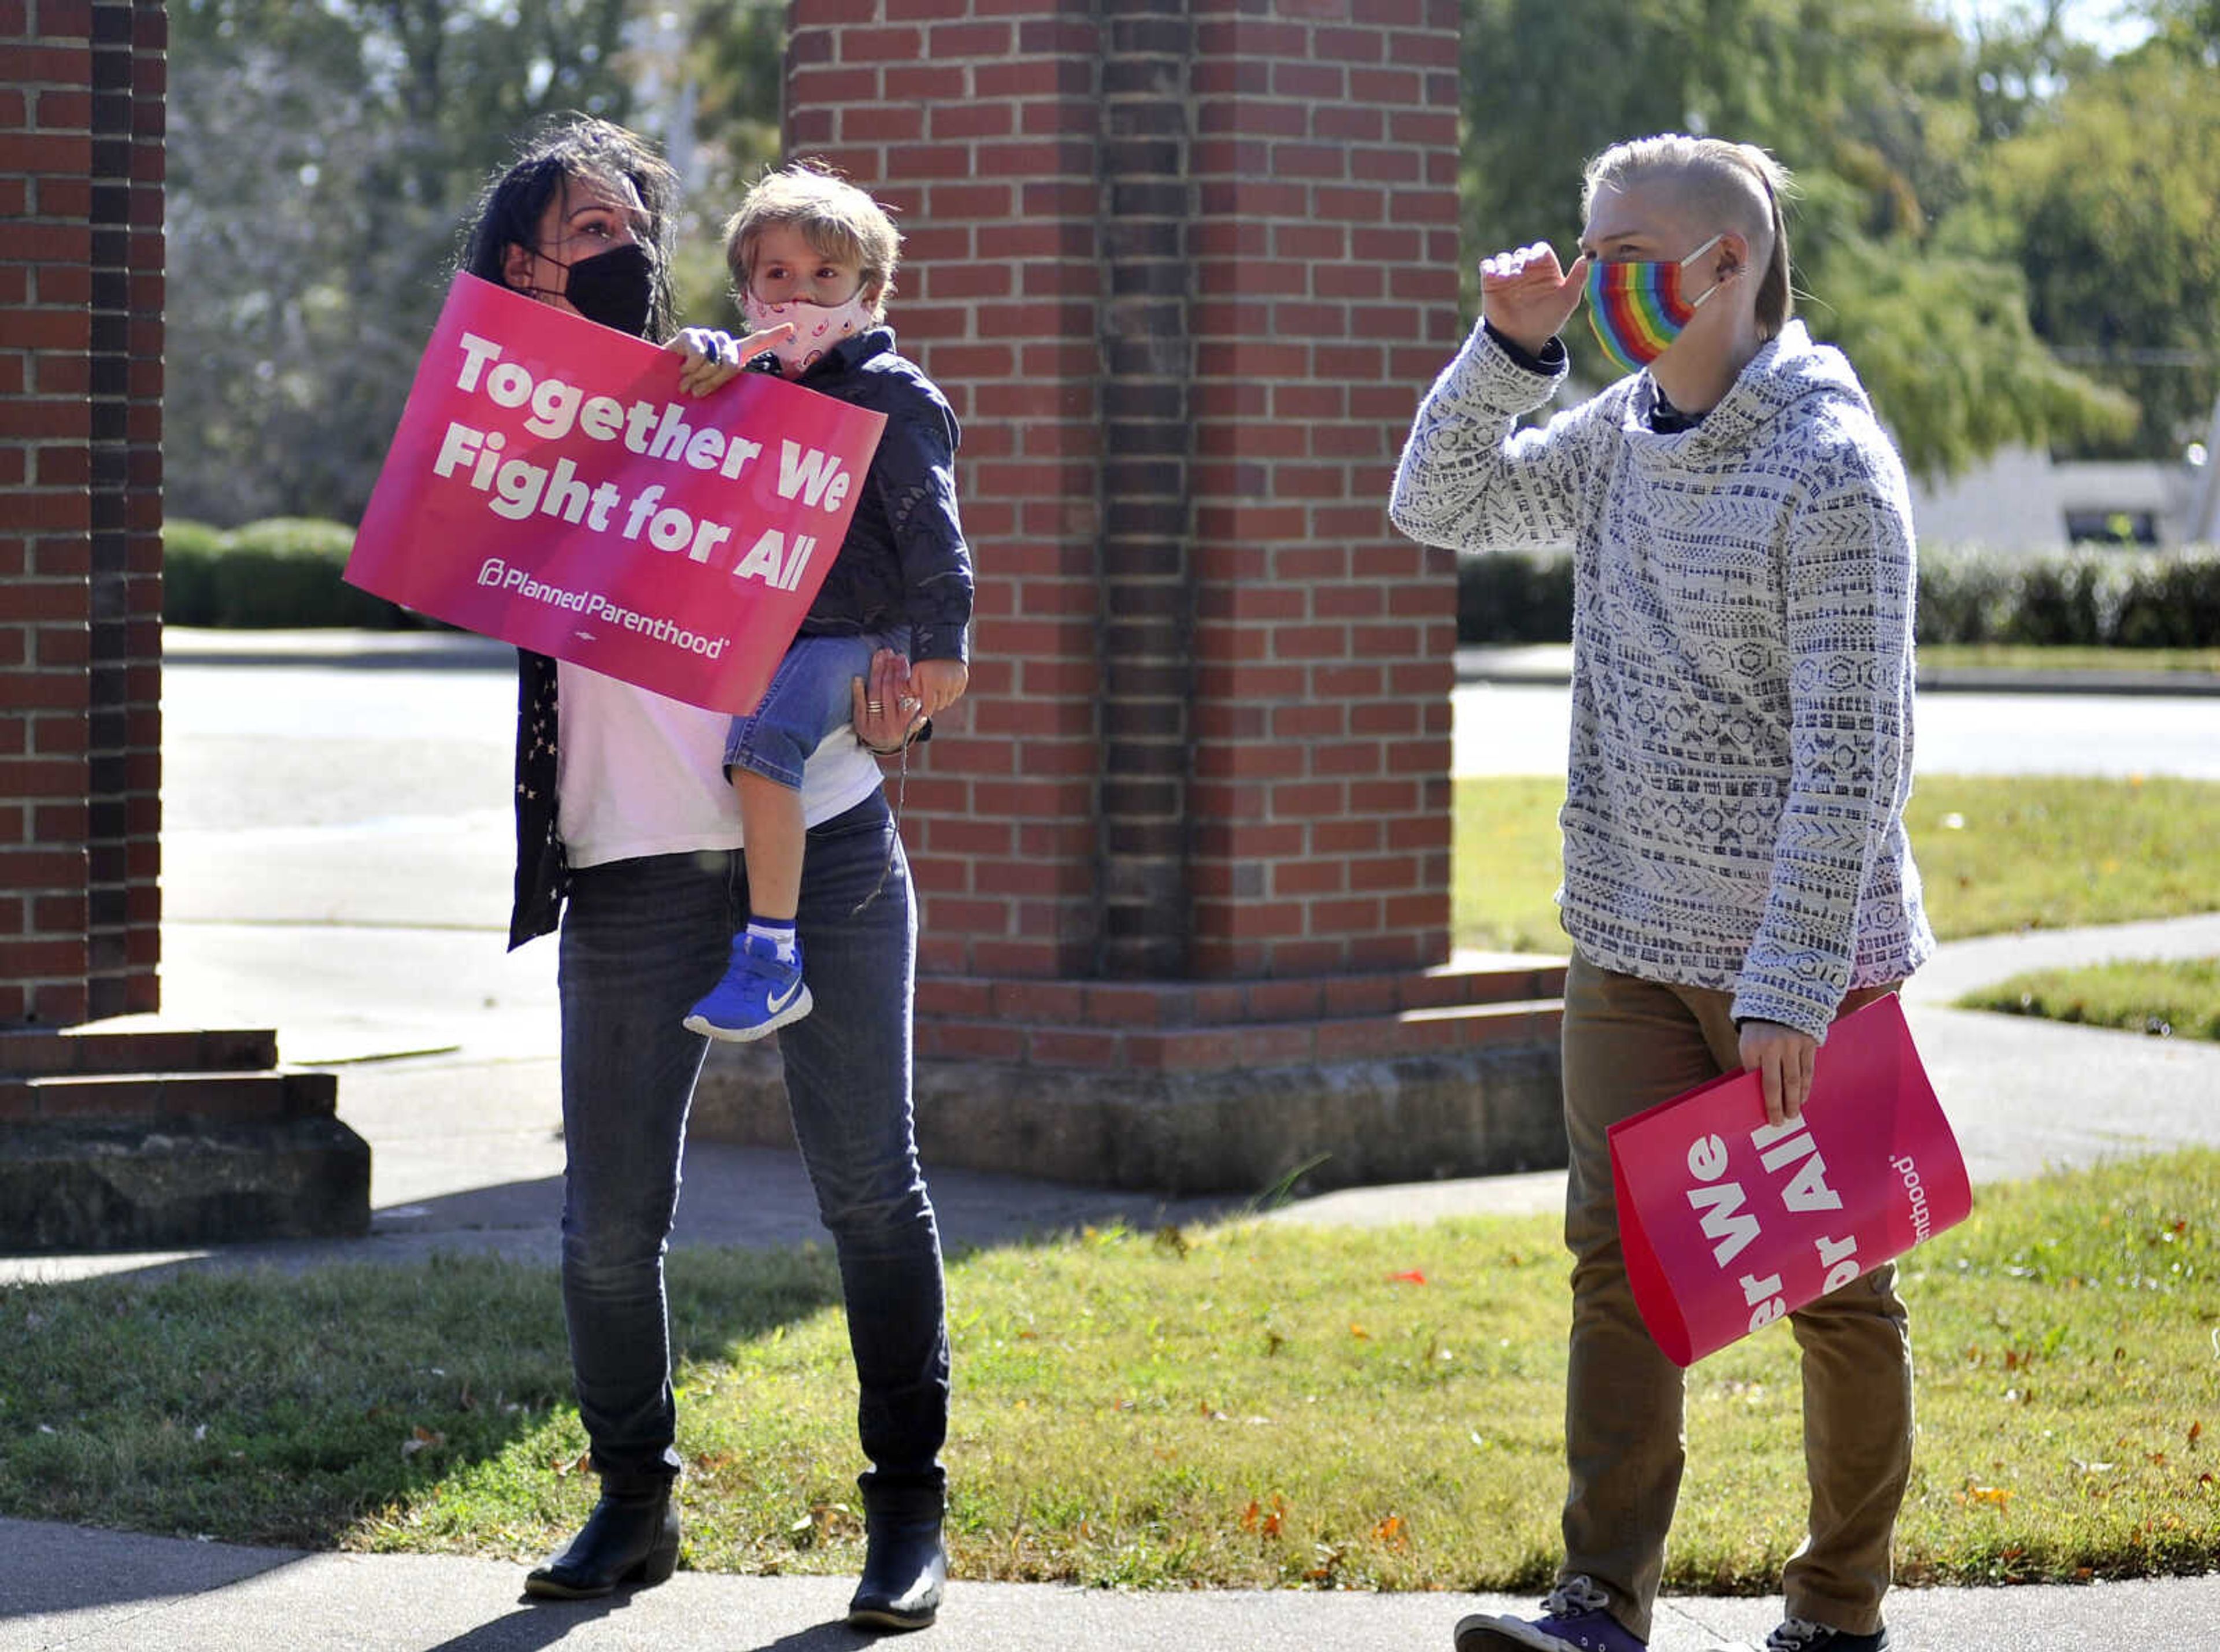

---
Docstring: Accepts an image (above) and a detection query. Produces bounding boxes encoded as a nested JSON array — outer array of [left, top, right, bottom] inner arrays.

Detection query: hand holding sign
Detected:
[[345, 274, 885, 716], [1609, 995, 1971, 1367], [668, 323, 793, 397]]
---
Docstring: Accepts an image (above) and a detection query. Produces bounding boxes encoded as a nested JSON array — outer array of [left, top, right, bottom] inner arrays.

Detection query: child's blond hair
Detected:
[[1582, 135, 1795, 338], [723, 162, 901, 318]]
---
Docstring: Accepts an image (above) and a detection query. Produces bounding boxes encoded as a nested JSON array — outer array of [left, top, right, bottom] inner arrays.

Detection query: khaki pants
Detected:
[[1557, 953, 1913, 1642]]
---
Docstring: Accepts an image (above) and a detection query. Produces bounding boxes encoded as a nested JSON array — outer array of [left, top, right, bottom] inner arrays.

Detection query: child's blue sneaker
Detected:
[[683, 931, 813, 1042], [1455, 1576, 1645, 1652]]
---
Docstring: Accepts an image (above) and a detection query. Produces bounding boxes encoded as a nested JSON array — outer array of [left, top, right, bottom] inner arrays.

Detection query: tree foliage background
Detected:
[[165, 0, 781, 527], [163, 0, 2216, 523]]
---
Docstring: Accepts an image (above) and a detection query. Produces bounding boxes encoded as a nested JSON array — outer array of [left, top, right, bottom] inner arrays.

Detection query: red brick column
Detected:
[[1, 0, 164, 1028], [713, 0, 1563, 1194], [790, 0, 1108, 980], [1183, 5, 1465, 977], [0, 5, 369, 1250]]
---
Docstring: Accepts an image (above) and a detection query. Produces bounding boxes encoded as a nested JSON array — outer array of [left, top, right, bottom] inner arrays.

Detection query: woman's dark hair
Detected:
[[458, 115, 680, 339]]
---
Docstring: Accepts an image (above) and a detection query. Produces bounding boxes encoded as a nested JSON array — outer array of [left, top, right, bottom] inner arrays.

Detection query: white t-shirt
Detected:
[[554, 661, 885, 871]]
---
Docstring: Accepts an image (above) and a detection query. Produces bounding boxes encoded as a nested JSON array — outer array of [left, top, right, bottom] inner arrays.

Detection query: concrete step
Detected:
[[0, 1068, 337, 1126], [0, 1025, 280, 1077], [917, 995, 1564, 1072]]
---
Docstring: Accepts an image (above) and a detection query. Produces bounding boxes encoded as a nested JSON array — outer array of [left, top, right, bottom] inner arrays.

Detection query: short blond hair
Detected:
[[723, 162, 901, 317], [1582, 134, 1794, 337]]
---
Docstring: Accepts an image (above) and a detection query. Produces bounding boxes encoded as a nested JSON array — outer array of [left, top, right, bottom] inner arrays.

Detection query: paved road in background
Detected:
[[1453, 680, 2220, 781], [154, 632, 2218, 1064]]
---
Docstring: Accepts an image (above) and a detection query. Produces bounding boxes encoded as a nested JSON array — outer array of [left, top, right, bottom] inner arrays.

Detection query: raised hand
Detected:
[[1479, 241, 1591, 360]]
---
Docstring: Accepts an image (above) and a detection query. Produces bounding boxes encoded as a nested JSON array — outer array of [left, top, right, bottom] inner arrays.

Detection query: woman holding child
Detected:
[[459, 115, 961, 1631]]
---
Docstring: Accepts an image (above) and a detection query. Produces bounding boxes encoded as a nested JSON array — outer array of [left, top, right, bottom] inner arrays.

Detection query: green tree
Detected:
[[166, 0, 637, 525], [662, 0, 787, 330], [1457, 0, 2132, 477], [1952, 42, 2220, 458], [2137, 0, 2219, 61]]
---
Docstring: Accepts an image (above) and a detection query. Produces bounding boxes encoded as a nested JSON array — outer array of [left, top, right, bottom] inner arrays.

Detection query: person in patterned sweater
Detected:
[[1390, 135, 1934, 1652]]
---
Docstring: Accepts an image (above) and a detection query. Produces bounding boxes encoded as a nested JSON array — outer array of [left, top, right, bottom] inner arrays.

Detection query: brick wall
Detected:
[[787, 0, 1463, 987], [0, 0, 166, 1027], [1184, 3, 1463, 976], [790, 2, 1107, 980]]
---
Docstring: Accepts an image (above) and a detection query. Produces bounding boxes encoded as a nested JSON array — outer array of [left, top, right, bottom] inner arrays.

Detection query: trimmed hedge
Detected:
[[1456, 545, 2220, 647], [164, 516, 2220, 646], [162, 517, 415, 629]]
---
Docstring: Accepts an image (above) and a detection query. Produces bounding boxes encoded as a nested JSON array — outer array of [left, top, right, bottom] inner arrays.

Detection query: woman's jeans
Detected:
[[554, 792, 949, 1517]]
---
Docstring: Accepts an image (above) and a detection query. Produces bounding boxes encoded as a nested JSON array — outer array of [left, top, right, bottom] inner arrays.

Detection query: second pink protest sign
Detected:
[[346, 273, 886, 716], [1610, 994, 1971, 1367]]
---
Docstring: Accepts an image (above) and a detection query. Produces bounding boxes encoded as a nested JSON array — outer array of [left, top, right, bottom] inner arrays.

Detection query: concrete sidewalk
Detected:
[[6, 1513, 2219, 1652]]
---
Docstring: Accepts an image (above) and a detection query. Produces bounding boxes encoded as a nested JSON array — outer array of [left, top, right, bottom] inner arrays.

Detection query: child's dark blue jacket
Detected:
[[767, 324, 973, 665]]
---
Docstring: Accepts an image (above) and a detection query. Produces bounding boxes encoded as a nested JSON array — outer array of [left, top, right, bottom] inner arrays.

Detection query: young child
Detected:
[[1391, 136, 1934, 1652], [683, 165, 973, 1042]]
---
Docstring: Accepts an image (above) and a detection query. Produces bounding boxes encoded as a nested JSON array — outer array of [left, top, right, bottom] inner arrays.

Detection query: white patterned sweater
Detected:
[[1390, 320, 1934, 1040]]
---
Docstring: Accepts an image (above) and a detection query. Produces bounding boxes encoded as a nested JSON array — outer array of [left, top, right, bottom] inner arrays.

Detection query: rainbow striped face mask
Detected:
[[1583, 233, 1726, 374]]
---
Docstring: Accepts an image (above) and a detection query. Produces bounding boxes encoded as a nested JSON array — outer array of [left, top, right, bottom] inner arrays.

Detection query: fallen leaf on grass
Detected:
[[1304, 1542, 1345, 1583], [1240, 1495, 1287, 1538], [1373, 1513, 1409, 1550], [401, 1425, 445, 1459], [1957, 1483, 2012, 1509], [789, 1501, 859, 1546]]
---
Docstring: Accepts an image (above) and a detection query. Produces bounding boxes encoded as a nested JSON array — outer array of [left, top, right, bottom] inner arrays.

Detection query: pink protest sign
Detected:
[[345, 273, 885, 716], [1610, 994, 1971, 1368]]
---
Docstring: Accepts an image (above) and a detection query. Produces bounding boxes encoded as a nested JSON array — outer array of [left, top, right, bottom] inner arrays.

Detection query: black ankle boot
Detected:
[[845, 1515, 946, 1632], [524, 1481, 680, 1600]]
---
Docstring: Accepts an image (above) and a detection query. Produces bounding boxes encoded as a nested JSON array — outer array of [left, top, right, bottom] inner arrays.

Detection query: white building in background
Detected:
[[1907, 387, 2220, 550], [1908, 448, 2212, 549]]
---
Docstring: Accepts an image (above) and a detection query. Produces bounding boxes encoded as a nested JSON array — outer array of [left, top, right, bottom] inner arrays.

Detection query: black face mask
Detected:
[[538, 242, 657, 336]]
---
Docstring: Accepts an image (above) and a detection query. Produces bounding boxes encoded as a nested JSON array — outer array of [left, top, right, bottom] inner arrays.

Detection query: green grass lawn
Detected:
[[1455, 775, 2220, 953], [1959, 958, 2220, 1042], [1917, 644, 2220, 676], [4, 1151, 2215, 1590]]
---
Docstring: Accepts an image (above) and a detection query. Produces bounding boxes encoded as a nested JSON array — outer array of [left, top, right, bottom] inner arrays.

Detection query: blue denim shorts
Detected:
[[724, 628, 905, 790]]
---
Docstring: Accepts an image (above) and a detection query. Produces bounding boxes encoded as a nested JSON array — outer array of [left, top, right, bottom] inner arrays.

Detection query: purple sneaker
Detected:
[[1455, 1575, 1645, 1652]]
